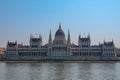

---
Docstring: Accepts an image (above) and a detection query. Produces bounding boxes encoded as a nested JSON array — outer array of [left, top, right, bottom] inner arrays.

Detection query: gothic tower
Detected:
[[48, 29, 52, 46], [67, 29, 71, 46]]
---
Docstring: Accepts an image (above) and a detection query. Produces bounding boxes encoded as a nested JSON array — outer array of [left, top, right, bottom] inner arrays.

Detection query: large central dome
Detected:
[[55, 25, 65, 37], [53, 23, 66, 45]]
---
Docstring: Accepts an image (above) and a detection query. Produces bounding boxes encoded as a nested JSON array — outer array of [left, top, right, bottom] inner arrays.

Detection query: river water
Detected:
[[0, 62, 120, 80]]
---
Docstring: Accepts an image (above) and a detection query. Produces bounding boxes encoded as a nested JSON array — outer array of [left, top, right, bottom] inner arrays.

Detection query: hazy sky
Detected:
[[0, 0, 120, 47]]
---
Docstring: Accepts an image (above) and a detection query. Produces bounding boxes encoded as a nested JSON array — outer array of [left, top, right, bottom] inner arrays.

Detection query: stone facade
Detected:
[[5, 23, 117, 60]]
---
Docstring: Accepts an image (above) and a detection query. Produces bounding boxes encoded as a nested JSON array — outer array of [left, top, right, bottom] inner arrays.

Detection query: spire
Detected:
[[79, 34, 81, 40], [39, 34, 42, 41], [112, 39, 113, 43], [7, 40, 9, 43], [49, 29, 52, 45], [104, 40, 105, 44], [30, 34, 33, 39], [78, 34, 81, 46], [59, 22, 61, 29], [67, 29, 71, 46], [112, 39, 114, 46], [39, 34, 41, 38], [88, 33, 90, 40], [30, 34, 33, 42], [15, 40, 17, 43]]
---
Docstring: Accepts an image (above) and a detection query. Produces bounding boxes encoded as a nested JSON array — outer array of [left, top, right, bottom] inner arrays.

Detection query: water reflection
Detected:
[[0, 62, 119, 80]]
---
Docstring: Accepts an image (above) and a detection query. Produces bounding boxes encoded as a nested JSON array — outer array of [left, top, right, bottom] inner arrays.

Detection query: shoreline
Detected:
[[1, 60, 120, 63]]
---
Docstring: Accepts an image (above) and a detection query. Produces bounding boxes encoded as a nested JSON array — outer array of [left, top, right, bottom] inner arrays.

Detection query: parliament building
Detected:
[[4, 23, 117, 61]]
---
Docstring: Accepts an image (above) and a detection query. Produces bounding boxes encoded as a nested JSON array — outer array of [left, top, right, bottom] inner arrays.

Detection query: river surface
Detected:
[[0, 62, 120, 80]]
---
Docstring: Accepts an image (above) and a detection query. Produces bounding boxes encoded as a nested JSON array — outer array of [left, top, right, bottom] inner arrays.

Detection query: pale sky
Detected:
[[0, 0, 120, 47]]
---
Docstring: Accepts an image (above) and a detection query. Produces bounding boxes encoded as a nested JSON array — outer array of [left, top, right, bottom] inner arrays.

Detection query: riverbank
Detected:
[[1, 56, 120, 63], [1, 59, 120, 63]]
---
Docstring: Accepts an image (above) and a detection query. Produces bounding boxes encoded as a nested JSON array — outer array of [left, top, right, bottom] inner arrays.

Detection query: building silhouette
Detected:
[[5, 23, 117, 61]]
